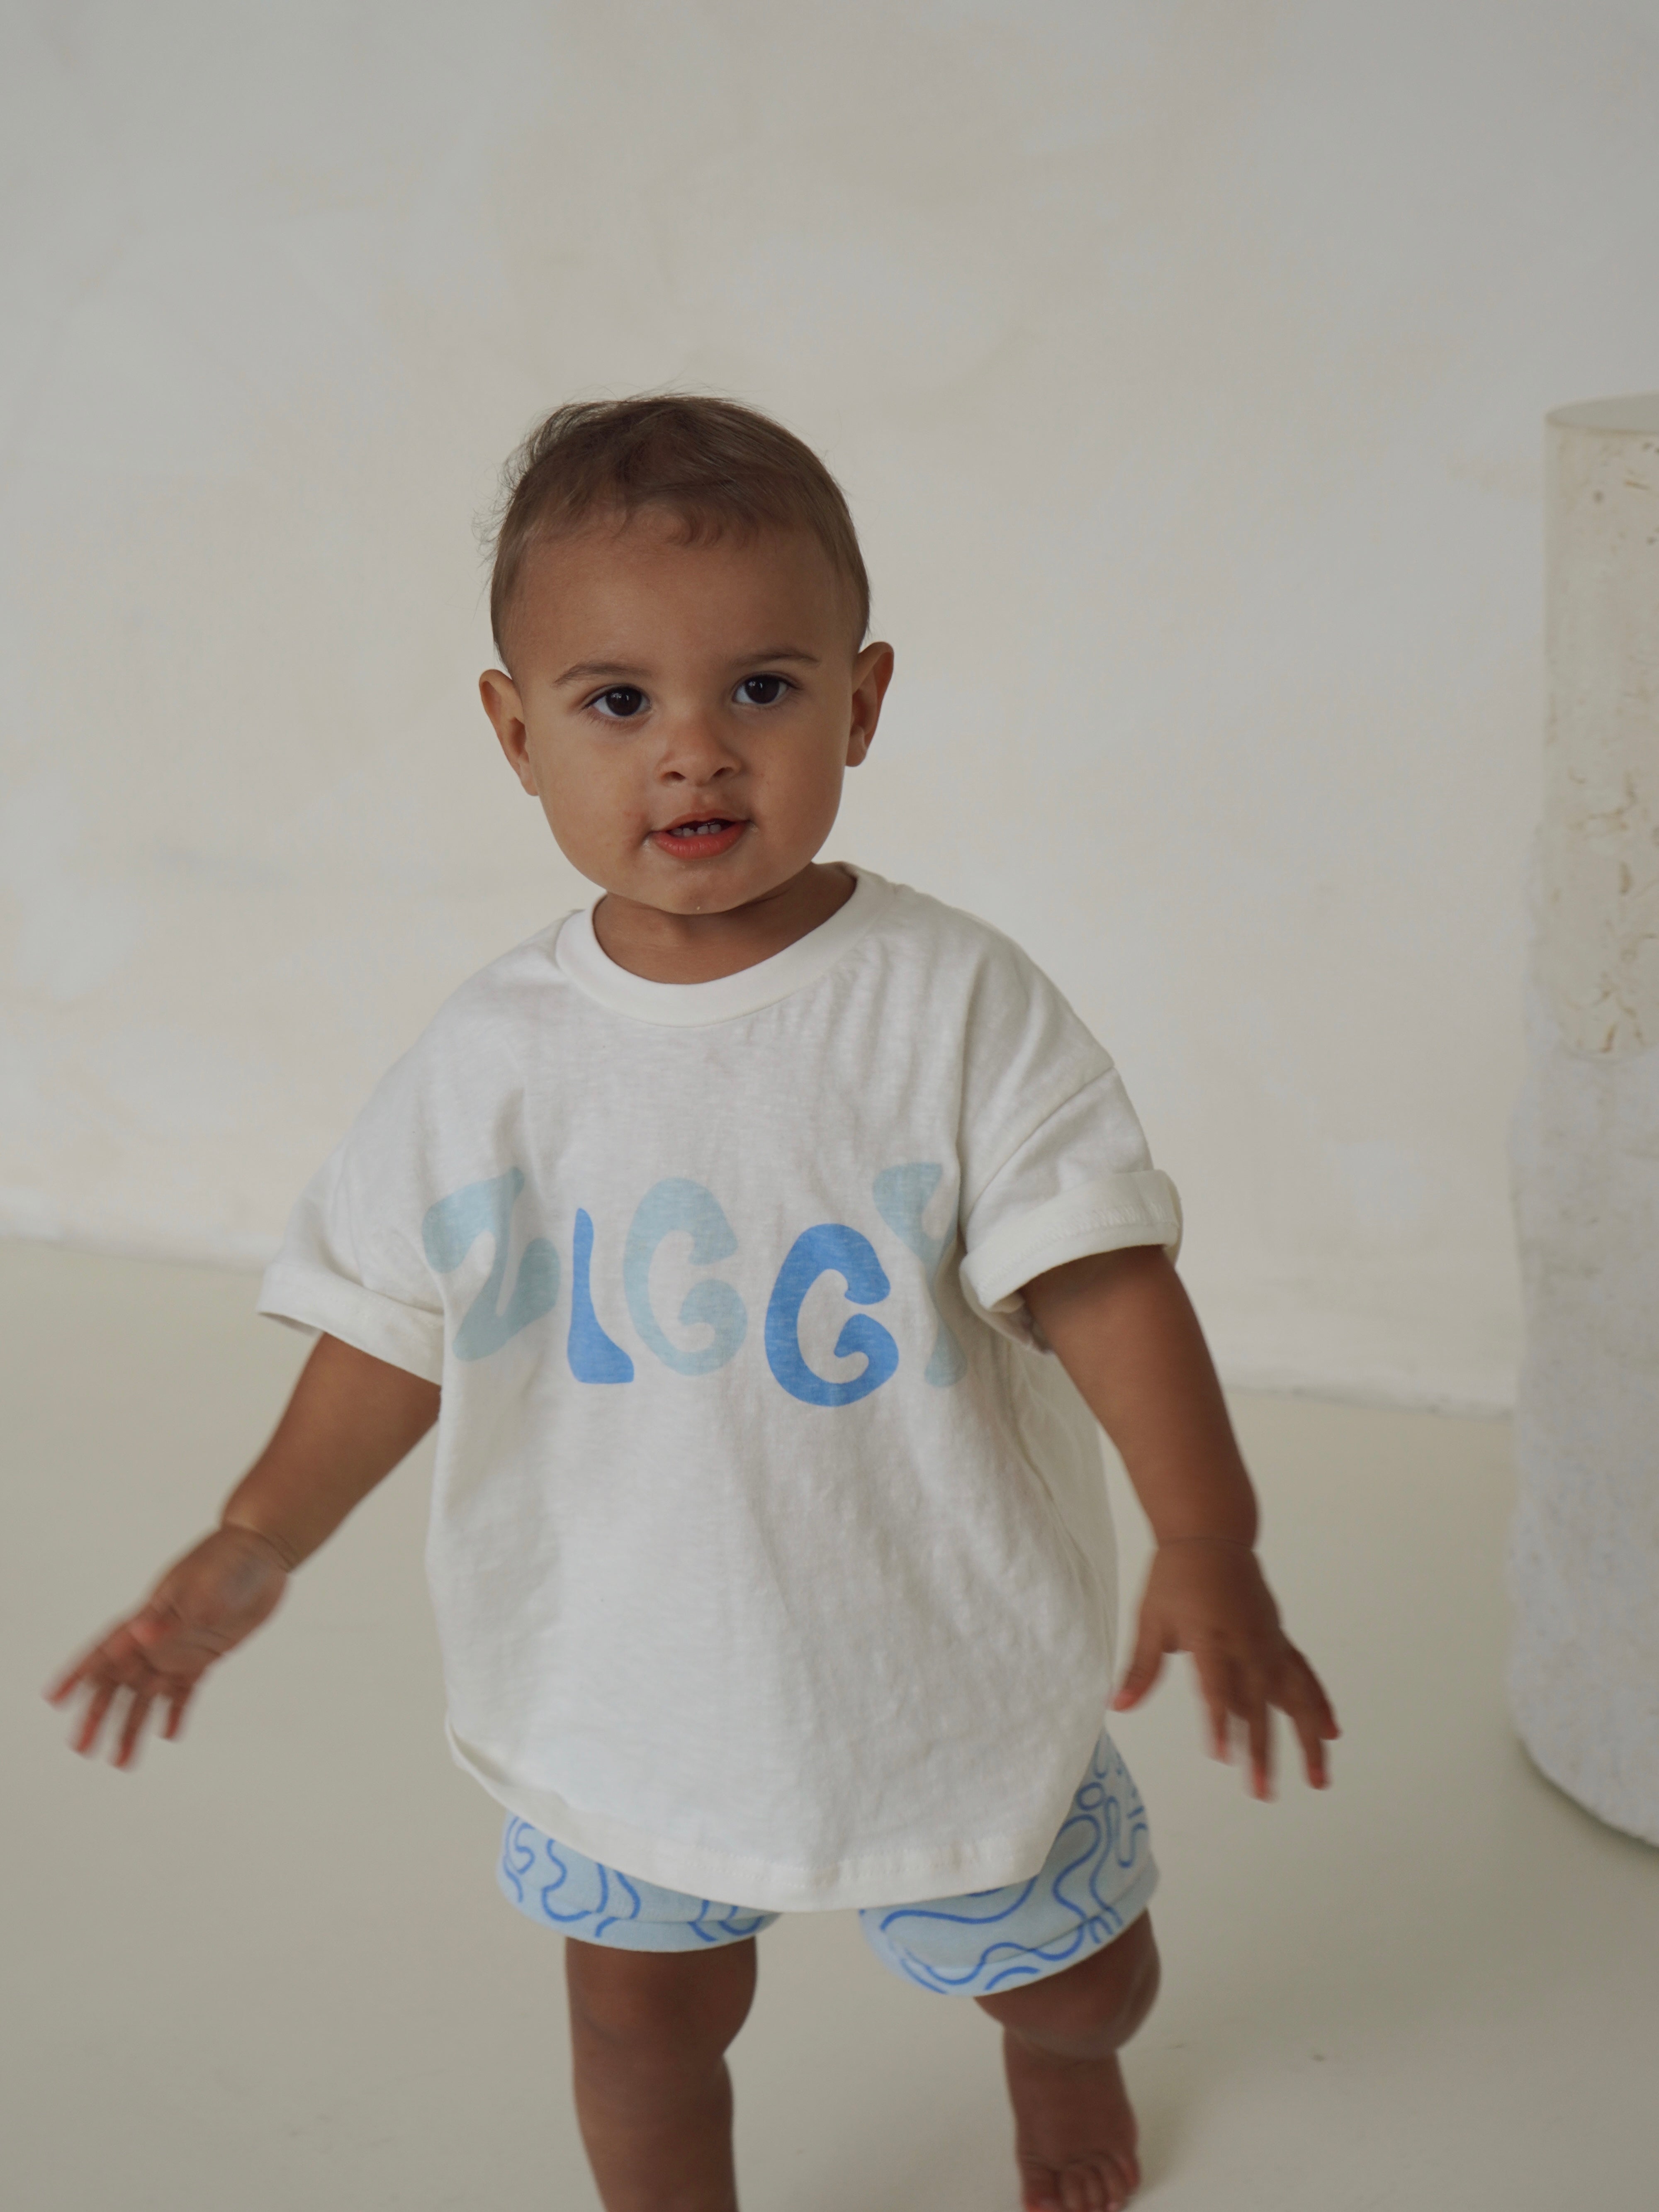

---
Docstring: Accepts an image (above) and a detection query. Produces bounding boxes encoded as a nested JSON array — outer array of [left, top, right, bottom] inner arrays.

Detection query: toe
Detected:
[[1019, 2163, 1064, 2212], [1023, 2155, 1138, 2212]]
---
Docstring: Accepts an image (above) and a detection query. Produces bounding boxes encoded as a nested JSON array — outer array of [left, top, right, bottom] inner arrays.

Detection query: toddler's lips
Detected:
[[651, 817, 749, 860]]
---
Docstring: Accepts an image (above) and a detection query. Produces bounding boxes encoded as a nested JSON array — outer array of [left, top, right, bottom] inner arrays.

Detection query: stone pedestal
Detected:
[[1509, 394, 1659, 1844]]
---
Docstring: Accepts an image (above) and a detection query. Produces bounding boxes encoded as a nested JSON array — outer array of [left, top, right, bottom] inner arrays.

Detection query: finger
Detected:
[[162, 1686, 194, 1742], [114, 1692, 156, 1770], [1283, 1643, 1340, 1737], [1311, 1673, 1341, 1740], [48, 1619, 143, 1699], [1292, 1704, 1328, 1789], [73, 1681, 119, 1757], [46, 1656, 92, 1706], [1191, 1650, 1233, 1761], [1111, 1618, 1167, 1711], [1281, 1661, 1334, 1787], [1241, 1671, 1273, 1800], [46, 1630, 129, 1704]]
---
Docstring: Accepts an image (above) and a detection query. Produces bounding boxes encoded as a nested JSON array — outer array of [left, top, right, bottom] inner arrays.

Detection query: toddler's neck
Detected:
[[589, 862, 856, 985]]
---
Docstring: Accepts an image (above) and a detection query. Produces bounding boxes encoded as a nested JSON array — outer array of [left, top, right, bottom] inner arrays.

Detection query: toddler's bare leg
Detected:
[[564, 1935, 757, 2212], [975, 1913, 1160, 2212]]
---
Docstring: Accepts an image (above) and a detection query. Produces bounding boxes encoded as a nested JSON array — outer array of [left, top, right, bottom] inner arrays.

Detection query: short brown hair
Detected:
[[486, 394, 870, 661]]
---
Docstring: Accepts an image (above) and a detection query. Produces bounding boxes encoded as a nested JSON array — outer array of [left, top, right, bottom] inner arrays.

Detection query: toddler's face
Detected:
[[480, 513, 891, 920]]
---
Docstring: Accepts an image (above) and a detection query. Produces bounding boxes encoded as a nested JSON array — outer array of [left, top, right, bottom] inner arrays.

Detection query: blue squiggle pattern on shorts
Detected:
[[498, 1819, 773, 1948], [862, 1734, 1153, 1994], [495, 1727, 1155, 1996]]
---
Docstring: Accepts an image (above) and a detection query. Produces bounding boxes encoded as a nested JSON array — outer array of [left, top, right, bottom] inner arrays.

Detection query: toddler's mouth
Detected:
[[651, 816, 749, 859]]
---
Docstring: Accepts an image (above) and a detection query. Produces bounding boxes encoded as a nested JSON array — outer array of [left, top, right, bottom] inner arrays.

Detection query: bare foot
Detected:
[[1003, 2031, 1141, 2212]]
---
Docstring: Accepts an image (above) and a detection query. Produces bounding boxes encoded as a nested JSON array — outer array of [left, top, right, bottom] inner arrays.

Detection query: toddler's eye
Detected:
[[736, 675, 790, 707], [591, 686, 647, 720]]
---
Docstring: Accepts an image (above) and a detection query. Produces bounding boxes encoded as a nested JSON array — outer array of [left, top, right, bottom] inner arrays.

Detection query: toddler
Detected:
[[52, 395, 1337, 2212]]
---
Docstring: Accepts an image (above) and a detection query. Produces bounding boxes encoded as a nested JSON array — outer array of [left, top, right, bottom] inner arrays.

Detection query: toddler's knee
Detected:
[[976, 1912, 1160, 2054], [566, 1938, 757, 2070]]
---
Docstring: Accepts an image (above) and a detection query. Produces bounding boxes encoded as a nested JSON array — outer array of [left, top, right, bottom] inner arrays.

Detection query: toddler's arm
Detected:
[[1024, 1247, 1338, 1799], [47, 1334, 439, 1769]]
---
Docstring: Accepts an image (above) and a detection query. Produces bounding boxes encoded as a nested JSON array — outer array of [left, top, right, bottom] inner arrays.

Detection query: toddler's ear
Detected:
[[479, 669, 538, 795], [848, 640, 894, 763]]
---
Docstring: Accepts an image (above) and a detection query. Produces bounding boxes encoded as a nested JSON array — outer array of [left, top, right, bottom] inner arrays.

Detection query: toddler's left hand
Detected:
[[1112, 1539, 1339, 1798]]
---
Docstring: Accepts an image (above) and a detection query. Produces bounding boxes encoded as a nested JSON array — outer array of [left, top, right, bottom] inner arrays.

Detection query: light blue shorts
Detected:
[[497, 1728, 1157, 1998]]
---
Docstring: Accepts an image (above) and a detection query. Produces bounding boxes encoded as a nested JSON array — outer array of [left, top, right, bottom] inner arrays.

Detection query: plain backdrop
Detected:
[[5, 0, 1659, 1409]]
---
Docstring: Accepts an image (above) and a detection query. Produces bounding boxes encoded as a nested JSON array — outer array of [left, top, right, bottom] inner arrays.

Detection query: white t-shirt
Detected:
[[259, 869, 1181, 1911]]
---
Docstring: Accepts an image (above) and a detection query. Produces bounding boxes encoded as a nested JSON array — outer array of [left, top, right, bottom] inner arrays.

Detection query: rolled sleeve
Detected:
[[961, 1168, 1182, 1329], [259, 1054, 448, 1385], [955, 941, 1181, 1348], [258, 1260, 445, 1383]]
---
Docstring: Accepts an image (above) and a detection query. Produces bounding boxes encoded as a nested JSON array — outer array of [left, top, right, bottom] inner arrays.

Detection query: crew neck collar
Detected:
[[554, 866, 891, 1027]]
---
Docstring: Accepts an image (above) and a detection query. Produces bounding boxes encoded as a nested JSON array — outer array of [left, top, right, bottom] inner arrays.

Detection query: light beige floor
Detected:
[[5, 1238, 1657, 2210]]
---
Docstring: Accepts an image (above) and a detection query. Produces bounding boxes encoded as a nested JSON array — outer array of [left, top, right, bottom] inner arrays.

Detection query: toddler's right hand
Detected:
[[46, 1525, 292, 1769]]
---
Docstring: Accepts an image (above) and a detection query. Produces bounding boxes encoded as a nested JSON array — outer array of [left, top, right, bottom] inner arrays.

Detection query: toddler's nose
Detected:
[[657, 710, 743, 783]]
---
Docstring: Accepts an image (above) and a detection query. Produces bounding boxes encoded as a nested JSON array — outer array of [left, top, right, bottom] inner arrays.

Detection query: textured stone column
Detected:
[[1509, 394, 1659, 1844]]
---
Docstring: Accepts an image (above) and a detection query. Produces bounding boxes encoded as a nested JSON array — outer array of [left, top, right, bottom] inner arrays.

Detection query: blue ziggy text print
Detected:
[[568, 1207, 634, 1383], [764, 1223, 900, 1407], [423, 1162, 970, 1397], [623, 1179, 748, 1377], [422, 1168, 561, 1361]]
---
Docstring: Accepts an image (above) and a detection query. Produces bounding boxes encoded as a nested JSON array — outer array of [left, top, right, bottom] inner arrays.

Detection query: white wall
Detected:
[[5, 0, 1659, 1412]]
